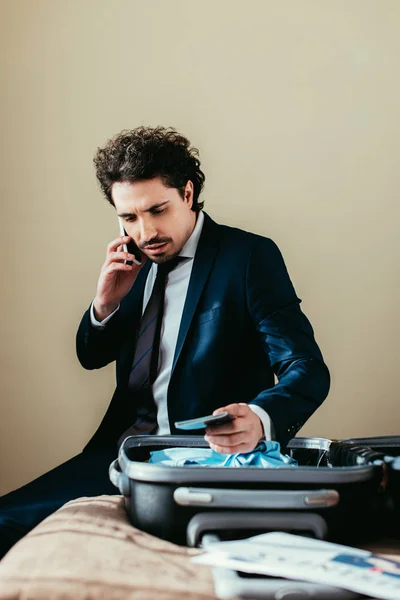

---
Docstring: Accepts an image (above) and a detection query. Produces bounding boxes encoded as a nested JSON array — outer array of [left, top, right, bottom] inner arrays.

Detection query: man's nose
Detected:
[[139, 219, 157, 244]]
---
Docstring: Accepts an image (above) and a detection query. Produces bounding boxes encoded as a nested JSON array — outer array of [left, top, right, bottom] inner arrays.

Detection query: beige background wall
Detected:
[[0, 0, 399, 495]]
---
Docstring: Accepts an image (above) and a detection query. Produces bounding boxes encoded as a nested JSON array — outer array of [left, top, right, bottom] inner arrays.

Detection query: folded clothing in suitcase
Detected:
[[110, 435, 385, 546], [148, 440, 297, 467]]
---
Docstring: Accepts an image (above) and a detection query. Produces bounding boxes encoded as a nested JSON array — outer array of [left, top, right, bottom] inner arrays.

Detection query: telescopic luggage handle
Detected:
[[174, 487, 339, 510], [186, 511, 328, 547]]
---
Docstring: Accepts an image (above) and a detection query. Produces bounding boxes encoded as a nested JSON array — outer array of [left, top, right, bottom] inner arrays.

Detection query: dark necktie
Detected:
[[118, 256, 182, 445]]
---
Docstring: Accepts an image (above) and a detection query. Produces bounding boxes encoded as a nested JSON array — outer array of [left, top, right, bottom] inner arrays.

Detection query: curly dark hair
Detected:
[[93, 126, 205, 211]]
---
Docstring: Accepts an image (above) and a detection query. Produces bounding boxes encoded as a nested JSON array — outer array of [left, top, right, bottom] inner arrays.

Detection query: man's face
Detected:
[[112, 177, 197, 263]]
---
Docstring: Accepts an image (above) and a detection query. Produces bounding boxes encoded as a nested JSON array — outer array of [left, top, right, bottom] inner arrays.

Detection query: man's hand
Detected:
[[93, 236, 146, 321], [204, 403, 264, 454]]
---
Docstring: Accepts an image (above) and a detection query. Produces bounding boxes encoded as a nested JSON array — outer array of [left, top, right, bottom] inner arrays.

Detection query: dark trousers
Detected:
[[0, 448, 118, 559]]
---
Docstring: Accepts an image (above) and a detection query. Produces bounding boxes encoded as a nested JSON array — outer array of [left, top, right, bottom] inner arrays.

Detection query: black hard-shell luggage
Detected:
[[341, 435, 400, 537], [109, 435, 385, 545]]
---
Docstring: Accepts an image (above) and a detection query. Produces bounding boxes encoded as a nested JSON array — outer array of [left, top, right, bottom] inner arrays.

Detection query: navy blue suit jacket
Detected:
[[76, 213, 330, 450]]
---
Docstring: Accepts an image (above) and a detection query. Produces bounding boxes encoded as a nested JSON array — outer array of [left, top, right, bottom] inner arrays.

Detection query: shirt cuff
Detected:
[[90, 300, 120, 328], [249, 404, 275, 441]]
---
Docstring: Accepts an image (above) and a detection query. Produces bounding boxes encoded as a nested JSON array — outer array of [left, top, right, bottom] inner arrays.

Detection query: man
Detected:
[[0, 126, 329, 559]]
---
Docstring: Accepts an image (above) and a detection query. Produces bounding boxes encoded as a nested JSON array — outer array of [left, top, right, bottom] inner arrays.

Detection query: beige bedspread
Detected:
[[0, 495, 220, 600], [1, 494, 399, 600]]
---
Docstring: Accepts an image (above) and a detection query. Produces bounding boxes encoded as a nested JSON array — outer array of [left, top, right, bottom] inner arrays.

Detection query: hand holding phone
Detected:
[[92, 219, 144, 322], [117, 217, 142, 265], [175, 412, 235, 431]]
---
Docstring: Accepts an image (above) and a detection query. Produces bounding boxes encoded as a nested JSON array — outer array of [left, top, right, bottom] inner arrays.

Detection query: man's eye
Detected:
[[151, 208, 165, 215]]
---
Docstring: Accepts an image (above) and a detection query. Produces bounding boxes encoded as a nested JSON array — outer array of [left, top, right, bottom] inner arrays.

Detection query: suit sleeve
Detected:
[[76, 303, 127, 370], [246, 237, 330, 447]]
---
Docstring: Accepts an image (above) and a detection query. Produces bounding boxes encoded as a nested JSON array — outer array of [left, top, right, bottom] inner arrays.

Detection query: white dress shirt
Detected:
[[90, 211, 273, 439]]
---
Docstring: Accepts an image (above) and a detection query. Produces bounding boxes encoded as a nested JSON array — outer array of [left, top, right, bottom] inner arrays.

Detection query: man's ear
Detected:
[[184, 180, 194, 207]]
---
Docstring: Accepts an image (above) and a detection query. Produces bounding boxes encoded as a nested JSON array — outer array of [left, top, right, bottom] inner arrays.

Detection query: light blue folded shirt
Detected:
[[148, 441, 297, 467]]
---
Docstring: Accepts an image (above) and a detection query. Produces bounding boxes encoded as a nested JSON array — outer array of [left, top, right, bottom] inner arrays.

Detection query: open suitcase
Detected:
[[109, 435, 383, 599], [109, 435, 384, 545]]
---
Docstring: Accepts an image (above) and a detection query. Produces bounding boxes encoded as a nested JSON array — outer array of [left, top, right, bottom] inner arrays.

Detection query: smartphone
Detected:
[[175, 411, 235, 431], [117, 216, 142, 265]]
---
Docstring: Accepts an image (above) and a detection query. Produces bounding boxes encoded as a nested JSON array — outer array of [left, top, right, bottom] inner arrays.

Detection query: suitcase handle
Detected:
[[109, 459, 131, 497], [174, 487, 339, 509], [209, 562, 360, 600], [186, 511, 328, 547]]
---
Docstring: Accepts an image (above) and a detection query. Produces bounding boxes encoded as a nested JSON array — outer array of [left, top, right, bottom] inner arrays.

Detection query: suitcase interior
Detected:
[[341, 436, 400, 457], [115, 436, 385, 545]]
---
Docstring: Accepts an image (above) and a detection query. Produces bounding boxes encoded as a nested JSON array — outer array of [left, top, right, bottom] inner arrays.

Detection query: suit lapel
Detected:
[[171, 213, 221, 375]]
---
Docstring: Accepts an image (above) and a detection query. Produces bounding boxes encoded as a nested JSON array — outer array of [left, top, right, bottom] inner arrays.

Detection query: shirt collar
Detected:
[[178, 210, 204, 259]]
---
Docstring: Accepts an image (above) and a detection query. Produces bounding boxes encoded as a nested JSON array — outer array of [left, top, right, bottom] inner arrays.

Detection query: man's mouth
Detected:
[[144, 242, 169, 255]]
